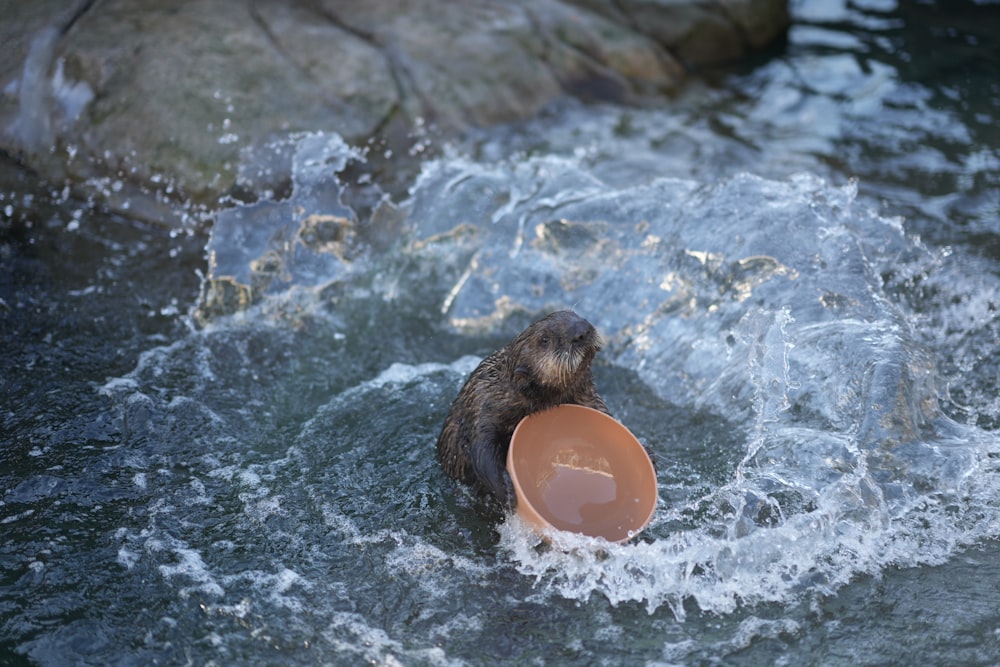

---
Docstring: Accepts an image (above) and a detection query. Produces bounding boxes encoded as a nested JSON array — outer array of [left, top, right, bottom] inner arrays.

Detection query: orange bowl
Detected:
[[506, 404, 657, 543]]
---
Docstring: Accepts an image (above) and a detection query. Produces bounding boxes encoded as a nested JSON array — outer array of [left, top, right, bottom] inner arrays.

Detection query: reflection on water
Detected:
[[2, 1, 999, 665]]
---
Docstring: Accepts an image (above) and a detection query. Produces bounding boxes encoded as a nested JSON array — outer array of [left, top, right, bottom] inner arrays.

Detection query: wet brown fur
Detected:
[[436, 310, 608, 507]]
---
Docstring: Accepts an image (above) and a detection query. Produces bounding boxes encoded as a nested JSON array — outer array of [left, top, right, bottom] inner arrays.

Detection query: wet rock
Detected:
[[0, 0, 789, 222], [572, 0, 791, 65]]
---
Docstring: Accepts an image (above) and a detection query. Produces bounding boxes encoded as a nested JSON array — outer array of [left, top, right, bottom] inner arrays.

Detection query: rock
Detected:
[[567, 0, 790, 65], [0, 0, 789, 223]]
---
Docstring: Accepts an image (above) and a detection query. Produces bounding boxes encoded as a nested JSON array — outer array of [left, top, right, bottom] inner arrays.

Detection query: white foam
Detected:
[[322, 611, 464, 667], [209, 567, 312, 614], [368, 357, 482, 389], [117, 546, 139, 570], [98, 376, 139, 396], [237, 469, 262, 487], [207, 598, 251, 619], [383, 533, 492, 595], [155, 543, 225, 599]]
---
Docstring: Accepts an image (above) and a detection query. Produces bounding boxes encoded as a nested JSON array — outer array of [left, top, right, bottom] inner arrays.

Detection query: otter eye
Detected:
[[539, 335, 550, 346]]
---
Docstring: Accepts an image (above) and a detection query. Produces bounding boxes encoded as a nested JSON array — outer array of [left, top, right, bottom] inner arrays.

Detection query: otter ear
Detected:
[[513, 366, 531, 385]]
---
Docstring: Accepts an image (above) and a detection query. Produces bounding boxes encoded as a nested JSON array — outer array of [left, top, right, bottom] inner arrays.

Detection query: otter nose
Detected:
[[569, 318, 591, 344]]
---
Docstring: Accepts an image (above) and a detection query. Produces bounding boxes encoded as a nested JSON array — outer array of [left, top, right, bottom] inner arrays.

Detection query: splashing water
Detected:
[[173, 132, 1000, 627]]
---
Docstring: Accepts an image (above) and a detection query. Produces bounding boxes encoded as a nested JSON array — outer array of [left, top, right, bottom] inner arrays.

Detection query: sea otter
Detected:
[[436, 310, 608, 507]]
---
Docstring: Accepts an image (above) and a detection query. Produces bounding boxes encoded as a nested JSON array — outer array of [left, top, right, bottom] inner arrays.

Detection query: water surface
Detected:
[[2, 0, 999, 664]]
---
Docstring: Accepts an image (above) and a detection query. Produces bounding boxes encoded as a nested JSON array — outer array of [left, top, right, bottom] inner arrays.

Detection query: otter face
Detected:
[[515, 311, 603, 390]]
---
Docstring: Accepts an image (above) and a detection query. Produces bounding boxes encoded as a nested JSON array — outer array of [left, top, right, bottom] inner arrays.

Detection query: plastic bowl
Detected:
[[506, 404, 657, 543]]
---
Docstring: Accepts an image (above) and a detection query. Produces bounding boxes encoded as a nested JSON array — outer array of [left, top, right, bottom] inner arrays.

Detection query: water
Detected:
[[3, 0, 1000, 664], [541, 461, 618, 527]]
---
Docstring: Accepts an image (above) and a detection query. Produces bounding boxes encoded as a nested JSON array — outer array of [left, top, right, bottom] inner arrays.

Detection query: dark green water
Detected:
[[2, 1, 999, 665]]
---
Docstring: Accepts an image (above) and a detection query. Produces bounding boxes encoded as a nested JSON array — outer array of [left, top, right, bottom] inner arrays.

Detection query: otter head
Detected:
[[510, 310, 603, 390]]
